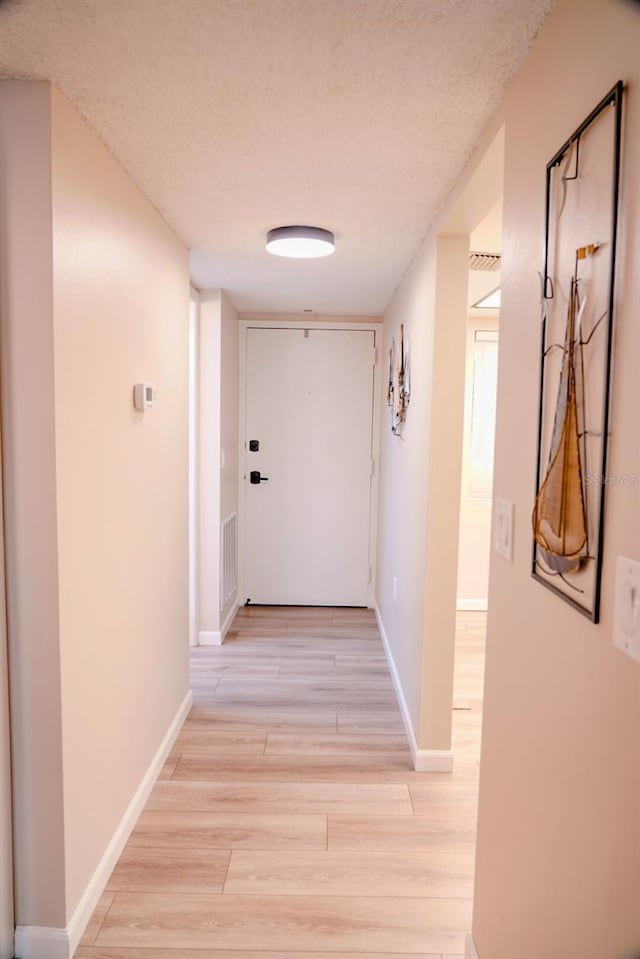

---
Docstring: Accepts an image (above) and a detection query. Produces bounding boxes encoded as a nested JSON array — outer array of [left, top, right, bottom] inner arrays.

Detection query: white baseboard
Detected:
[[15, 689, 193, 959], [221, 599, 240, 640], [413, 747, 455, 772], [374, 606, 454, 773], [466, 931, 480, 958], [14, 926, 69, 959], [199, 599, 240, 647], [457, 598, 488, 611]]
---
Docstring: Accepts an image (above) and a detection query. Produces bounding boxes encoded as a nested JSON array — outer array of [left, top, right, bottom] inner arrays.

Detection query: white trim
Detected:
[[466, 932, 480, 958], [375, 606, 454, 773], [198, 590, 240, 646], [457, 598, 488, 611], [14, 926, 68, 959], [188, 293, 200, 648], [15, 690, 193, 959], [221, 599, 240, 643], [221, 599, 240, 639], [367, 328, 383, 609], [413, 748, 455, 772], [199, 599, 239, 647]]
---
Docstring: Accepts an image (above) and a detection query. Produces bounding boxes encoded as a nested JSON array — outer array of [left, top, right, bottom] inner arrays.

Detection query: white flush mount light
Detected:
[[266, 225, 335, 259]]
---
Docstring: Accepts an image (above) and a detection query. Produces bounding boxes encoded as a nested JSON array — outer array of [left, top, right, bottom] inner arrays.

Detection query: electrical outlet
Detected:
[[613, 555, 640, 664], [494, 498, 514, 562]]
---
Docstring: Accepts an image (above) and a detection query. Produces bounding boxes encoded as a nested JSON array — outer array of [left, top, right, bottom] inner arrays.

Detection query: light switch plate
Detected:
[[494, 498, 514, 562], [613, 555, 640, 664]]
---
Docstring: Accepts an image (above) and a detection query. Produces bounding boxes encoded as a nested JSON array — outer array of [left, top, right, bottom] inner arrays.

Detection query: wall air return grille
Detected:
[[221, 513, 237, 609], [469, 252, 501, 272]]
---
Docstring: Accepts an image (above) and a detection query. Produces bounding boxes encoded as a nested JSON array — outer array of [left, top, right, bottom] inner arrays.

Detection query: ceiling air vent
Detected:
[[469, 252, 501, 272]]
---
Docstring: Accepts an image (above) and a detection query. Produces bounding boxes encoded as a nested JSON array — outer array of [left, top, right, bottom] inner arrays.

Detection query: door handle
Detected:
[[250, 470, 269, 484]]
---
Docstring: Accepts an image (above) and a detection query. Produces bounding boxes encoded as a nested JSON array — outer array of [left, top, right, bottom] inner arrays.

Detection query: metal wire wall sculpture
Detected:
[[387, 323, 410, 435], [532, 81, 623, 622]]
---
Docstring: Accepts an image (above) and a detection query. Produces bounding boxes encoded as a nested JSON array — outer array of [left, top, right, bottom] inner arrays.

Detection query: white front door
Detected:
[[244, 327, 375, 607]]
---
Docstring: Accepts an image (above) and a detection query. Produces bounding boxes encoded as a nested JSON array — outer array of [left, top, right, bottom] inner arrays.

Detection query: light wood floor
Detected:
[[76, 607, 485, 959]]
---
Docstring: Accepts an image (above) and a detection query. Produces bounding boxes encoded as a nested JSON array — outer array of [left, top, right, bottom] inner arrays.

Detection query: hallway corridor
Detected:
[[76, 607, 482, 957]]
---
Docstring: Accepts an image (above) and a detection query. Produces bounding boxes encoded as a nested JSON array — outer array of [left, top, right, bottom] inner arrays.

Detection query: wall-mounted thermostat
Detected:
[[133, 383, 155, 411]]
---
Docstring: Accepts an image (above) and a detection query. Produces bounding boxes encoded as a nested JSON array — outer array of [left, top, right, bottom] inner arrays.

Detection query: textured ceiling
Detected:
[[0, 0, 554, 314]]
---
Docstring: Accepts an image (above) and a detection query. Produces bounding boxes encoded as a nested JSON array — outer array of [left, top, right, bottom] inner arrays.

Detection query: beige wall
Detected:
[[376, 118, 503, 757], [472, 1, 640, 956], [0, 80, 190, 931], [376, 242, 436, 733], [420, 236, 469, 748], [50, 86, 190, 919], [0, 80, 67, 928]]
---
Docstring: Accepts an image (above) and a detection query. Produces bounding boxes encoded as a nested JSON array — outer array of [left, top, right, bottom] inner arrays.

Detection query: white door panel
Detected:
[[244, 328, 374, 606]]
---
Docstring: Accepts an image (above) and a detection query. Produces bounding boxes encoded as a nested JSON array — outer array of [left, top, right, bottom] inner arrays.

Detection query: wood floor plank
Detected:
[[282, 632, 383, 644], [106, 846, 230, 894], [328, 814, 478, 854], [409, 783, 479, 817], [224, 618, 293, 630], [337, 712, 406, 734], [224, 850, 475, 898], [332, 658, 389, 670], [187, 676, 219, 689], [212, 679, 399, 708], [147, 780, 414, 816], [190, 664, 280, 679], [184, 706, 338, 734], [171, 752, 427, 783], [79, 891, 116, 947], [97, 893, 471, 953], [221, 638, 387, 653], [173, 729, 267, 754], [192, 649, 337, 664], [326, 630, 382, 639], [129, 810, 327, 849], [265, 732, 411, 757], [158, 758, 178, 780], [77, 949, 442, 959], [276, 667, 395, 684]]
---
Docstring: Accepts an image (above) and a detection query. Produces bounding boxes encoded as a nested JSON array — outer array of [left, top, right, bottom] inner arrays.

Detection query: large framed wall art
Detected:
[[532, 81, 623, 622]]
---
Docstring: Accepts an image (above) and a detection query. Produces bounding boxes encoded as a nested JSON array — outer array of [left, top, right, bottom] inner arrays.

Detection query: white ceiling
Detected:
[[0, 0, 554, 314]]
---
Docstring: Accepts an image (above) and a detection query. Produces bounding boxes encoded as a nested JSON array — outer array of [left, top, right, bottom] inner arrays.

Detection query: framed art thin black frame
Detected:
[[531, 80, 623, 623]]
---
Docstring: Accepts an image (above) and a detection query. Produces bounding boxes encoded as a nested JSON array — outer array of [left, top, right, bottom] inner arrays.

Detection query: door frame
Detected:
[[238, 318, 383, 609], [0, 403, 14, 959], [188, 290, 200, 648]]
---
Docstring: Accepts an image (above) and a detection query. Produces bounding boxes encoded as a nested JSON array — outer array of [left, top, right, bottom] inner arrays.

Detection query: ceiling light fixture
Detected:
[[266, 225, 335, 259]]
